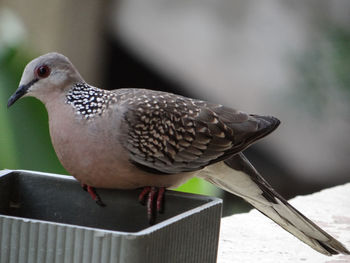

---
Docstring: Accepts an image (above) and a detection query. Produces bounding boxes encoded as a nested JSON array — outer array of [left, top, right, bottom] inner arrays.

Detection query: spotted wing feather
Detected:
[[119, 89, 280, 174]]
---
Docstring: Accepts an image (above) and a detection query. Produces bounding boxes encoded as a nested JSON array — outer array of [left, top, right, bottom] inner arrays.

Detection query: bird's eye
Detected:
[[35, 65, 51, 78]]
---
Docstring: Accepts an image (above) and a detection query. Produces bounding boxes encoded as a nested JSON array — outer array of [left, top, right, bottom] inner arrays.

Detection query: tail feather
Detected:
[[197, 153, 350, 256]]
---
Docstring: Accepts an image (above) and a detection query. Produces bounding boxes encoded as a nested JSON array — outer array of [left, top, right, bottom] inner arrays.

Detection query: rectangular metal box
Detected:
[[0, 170, 222, 263]]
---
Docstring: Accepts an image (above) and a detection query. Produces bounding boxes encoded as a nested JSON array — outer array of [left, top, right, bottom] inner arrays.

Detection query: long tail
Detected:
[[198, 153, 350, 256]]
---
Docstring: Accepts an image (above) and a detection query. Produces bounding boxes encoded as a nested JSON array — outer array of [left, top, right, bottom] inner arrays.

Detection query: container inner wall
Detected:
[[0, 171, 210, 232]]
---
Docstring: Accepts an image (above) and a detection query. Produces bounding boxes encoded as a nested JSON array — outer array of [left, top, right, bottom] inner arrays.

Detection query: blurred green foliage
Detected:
[[0, 49, 18, 168], [0, 47, 67, 174], [330, 28, 350, 96], [291, 26, 350, 118]]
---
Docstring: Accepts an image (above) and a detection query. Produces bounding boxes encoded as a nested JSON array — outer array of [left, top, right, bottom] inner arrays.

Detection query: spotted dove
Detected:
[[7, 52, 350, 256]]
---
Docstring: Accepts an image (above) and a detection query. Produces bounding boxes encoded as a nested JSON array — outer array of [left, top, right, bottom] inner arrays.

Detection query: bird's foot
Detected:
[[138, 186, 166, 225], [81, 184, 106, 207]]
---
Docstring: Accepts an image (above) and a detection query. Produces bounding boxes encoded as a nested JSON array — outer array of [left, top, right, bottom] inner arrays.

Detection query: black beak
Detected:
[[7, 78, 38, 108]]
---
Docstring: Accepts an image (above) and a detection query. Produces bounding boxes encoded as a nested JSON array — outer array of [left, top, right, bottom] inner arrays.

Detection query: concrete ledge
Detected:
[[218, 183, 350, 263]]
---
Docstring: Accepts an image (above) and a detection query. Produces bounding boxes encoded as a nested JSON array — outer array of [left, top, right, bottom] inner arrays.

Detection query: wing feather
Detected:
[[119, 89, 280, 174]]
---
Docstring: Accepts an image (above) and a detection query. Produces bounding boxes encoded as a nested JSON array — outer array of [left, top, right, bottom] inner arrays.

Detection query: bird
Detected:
[[7, 52, 349, 256]]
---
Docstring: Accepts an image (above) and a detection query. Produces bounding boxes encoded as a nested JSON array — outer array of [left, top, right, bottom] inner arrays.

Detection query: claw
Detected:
[[147, 187, 157, 224], [156, 187, 165, 213], [139, 186, 166, 225], [138, 186, 151, 205], [82, 184, 106, 207]]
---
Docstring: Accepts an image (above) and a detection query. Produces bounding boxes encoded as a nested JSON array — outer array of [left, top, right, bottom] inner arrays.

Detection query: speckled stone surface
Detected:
[[218, 183, 350, 263]]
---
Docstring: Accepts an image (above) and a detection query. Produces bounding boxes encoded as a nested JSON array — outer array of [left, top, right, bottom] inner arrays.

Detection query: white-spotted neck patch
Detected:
[[66, 83, 114, 119]]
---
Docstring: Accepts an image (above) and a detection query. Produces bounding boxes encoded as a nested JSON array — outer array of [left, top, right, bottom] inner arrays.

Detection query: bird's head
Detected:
[[7, 52, 83, 107]]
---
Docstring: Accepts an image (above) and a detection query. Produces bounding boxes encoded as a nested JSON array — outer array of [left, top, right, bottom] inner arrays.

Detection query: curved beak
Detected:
[[7, 78, 38, 108]]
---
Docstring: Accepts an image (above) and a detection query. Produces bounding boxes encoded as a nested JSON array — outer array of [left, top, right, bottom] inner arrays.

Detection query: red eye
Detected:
[[35, 65, 50, 78]]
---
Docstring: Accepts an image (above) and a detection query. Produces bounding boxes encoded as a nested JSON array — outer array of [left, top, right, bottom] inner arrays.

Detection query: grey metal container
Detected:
[[0, 170, 222, 263]]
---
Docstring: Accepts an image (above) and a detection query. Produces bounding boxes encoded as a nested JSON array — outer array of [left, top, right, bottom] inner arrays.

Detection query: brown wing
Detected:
[[120, 89, 280, 174]]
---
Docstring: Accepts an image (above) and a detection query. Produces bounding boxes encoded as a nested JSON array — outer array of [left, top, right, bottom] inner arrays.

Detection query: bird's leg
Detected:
[[138, 186, 166, 225], [147, 187, 158, 225], [81, 184, 106, 207], [138, 186, 151, 205], [156, 187, 165, 213]]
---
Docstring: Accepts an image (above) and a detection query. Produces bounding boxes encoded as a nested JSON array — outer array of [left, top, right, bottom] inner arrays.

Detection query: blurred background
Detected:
[[0, 0, 349, 215]]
